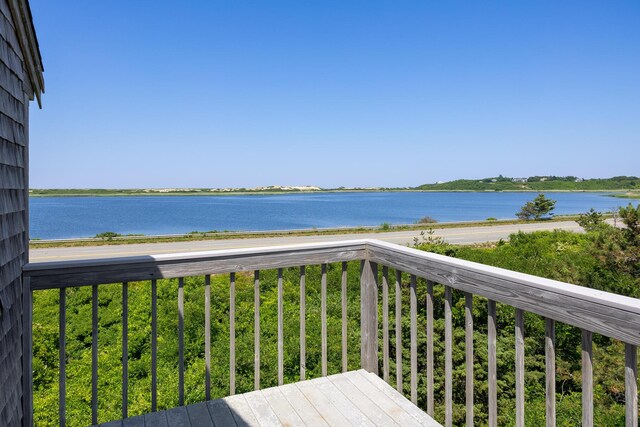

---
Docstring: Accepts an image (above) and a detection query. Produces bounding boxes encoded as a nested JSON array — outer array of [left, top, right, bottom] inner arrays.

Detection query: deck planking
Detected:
[[91, 370, 441, 427]]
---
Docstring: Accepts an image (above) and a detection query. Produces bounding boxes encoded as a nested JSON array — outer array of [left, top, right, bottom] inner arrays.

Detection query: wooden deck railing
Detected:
[[21, 239, 640, 426]]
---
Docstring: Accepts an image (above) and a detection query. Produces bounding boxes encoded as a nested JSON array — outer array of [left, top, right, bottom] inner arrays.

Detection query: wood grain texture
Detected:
[[205, 275, 211, 400], [299, 266, 306, 381], [545, 318, 555, 427], [321, 264, 327, 377], [465, 292, 473, 427], [185, 402, 214, 427], [294, 379, 350, 426], [205, 398, 238, 427], [277, 268, 284, 384], [327, 373, 397, 426], [368, 240, 640, 346], [278, 382, 328, 426], [488, 299, 497, 427], [515, 308, 525, 427], [230, 273, 236, 395], [444, 285, 453, 427], [382, 266, 389, 382], [26, 241, 367, 289], [426, 280, 434, 416], [178, 278, 184, 406], [122, 282, 129, 418], [260, 386, 304, 425], [360, 259, 378, 374], [341, 262, 347, 373], [151, 280, 157, 411], [223, 394, 259, 426], [410, 274, 417, 404], [343, 371, 423, 427], [396, 270, 403, 394], [582, 330, 593, 427], [625, 343, 637, 427], [92, 284, 98, 425], [359, 370, 441, 426], [0, 7, 34, 424], [59, 287, 66, 426], [254, 271, 260, 390]]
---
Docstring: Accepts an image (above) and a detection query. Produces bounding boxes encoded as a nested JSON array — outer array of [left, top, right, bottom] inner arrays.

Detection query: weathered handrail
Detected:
[[22, 239, 640, 427]]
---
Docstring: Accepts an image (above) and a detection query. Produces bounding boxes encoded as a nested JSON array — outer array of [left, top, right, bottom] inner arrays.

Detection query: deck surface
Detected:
[[93, 370, 441, 426]]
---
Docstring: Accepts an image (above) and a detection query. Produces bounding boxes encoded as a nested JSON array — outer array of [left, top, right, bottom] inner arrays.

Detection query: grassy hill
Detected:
[[416, 175, 640, 191]]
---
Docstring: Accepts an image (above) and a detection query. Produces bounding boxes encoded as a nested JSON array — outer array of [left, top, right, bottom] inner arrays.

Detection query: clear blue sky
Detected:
[[29, 0, 640, 188]]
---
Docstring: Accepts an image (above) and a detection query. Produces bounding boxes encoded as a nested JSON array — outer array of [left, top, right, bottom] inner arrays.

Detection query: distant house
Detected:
[[512, 177, 528, 183], [0, 0, 44, 425], [575, 178, 584, 183]]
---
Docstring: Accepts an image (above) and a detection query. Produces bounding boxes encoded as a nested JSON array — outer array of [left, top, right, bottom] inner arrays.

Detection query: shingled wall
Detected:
[[0, 0, 30, 425]]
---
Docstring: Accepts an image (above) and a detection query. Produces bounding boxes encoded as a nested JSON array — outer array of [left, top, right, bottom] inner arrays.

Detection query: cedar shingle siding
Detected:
[[0, 0, 41, 425]]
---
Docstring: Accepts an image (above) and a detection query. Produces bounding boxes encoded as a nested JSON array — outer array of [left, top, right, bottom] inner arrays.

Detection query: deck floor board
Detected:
[[89, 370, 441, 427]]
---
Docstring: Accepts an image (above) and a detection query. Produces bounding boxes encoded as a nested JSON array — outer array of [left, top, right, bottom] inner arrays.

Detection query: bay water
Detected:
[[30, 191, 626, 239]]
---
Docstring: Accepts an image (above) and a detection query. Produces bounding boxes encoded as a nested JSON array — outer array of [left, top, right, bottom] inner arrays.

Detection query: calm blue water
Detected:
[[30, 192, 626, 239]]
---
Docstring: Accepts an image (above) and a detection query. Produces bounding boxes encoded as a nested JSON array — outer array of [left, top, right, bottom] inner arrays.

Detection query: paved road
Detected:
[[29, 220, 587, 263]]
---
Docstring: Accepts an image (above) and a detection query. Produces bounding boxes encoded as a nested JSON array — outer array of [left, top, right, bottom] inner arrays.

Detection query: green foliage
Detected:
[[485, 217, 497, 221], [619, 203, 640, 245], [380, 222, 391, 230], [516, 194, 556, 220], [577, 208, 604, 231], [94, 231, 122, 240], [416, 216, 438, 224], [416, 176, 640, 191]]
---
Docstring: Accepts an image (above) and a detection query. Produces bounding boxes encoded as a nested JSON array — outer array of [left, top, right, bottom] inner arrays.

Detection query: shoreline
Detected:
[[28, 189, 633, 197], [30, 215, 592, 248]]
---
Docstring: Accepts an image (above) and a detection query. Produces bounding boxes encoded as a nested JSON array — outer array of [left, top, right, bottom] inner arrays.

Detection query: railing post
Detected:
[[360, 259, 378, 374], [22, 276, 33, 427]]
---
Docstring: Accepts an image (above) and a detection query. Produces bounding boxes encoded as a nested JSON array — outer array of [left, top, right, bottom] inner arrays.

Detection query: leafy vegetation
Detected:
[[416, 216, 438, 224], [516, 194, 556, 220], [94, 231, 123, 240], [31, 205, 640, 426], [417, 175, 640, 192]]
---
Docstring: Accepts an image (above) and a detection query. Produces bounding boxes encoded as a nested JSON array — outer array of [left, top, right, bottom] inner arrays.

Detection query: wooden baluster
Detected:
[[582, 330, 593, 427], [515, 308, 525, 427], [151, 280, 157, 411], [122, 282, 129, 418], [178, 278, 184, 405], [205, 275, 211, 400], [254, 270, 260, 390], [230, 273, 236, 395], [465, 292, 474, 426], [341, 262, 348, 373], [626, 343, 638, 427], [426, 280, 434, 416], [92, 285, 98, 424], [410, 275, 417, 405], [278, 268, 285, 385], [396, 271, 403, 394], [444, 285, 453, 427], [360, 260, 378, 374], [545, 318, 555, 427], [321, 264, 328, 377], [300, 266, 306, 380], [59, 288, 66, 427], [382, 266, 389, 383], [488, 299, 497, 427]]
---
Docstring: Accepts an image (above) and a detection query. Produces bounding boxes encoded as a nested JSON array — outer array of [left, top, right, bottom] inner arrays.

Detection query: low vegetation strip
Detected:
[[28, 176, 640, 197], [416, 175, 640, 192], [29, 216, 586, 248]]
